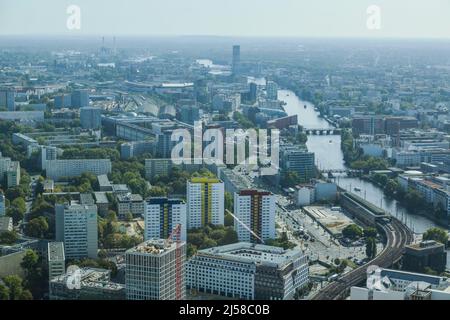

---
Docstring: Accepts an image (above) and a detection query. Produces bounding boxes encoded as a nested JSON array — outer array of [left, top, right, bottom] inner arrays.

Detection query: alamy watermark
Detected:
[[65, 265, 82, 290], [170, 121, 280, 176], [366, 5, 381, 30], [67, 5, 81, 30]]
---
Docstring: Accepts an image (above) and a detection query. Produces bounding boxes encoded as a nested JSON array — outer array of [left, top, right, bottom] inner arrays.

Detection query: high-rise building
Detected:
[[80, 107, 102, 130], [266, 81, 278, 100], [280, 144, 315, 182], [179, 105, 200, 125], [157, 130, 176, 158], [234, 190, 276, 243], [6, 161, 20, 187], [40, 146, 58, 170], [0, 89, 15, 111], [186, 242, 309, 300], [71, 90, 90, 108], [55, 203, 98, 259], [125, 239, 186, 300], [0, 153, 18, 187], [54, 94, 72, 109], [144, 198, 187, 241], [0, 192, 5, 217], [187, 177, 224, 229], [48, 242, 66, 281], [248, 82, 257, 102], [232, 45, 241, 75]]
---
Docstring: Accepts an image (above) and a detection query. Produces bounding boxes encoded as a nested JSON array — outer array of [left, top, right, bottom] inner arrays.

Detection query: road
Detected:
[[311, 218, 414, 300]]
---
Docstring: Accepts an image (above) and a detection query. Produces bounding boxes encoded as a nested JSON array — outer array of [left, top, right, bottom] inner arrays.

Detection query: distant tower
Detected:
[[232, 45, 240, 75]]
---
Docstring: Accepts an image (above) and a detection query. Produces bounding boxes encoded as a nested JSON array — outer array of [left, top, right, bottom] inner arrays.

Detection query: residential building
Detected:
[[54, 94, 72, 108], [72, 90, 90, 108], [125, 239, 186, 300], [6, 161, 20, 187], [266, 81, 278, 100], [144, 198, 187, 242], [80, 107, 101, 130], [187, 177, 224, 229], [233, 190, 276, 243], [45, 159, 111, 181], [0, 89, 15, 111], [116, 193, 144, 219]]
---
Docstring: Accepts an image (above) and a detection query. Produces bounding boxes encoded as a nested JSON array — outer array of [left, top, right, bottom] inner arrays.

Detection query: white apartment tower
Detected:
[[144, 197, 187, 241], [187, 177, 224, 229], [234, 190, 276, 243]]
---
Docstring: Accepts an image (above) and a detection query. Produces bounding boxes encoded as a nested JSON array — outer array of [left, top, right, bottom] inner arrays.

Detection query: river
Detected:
[[279, 89, 439, 234]]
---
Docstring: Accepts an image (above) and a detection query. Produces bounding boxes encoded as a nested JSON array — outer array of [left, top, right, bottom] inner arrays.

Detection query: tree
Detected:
[[342, 224, 363, 240], [21, 249, 39, 272], [25, 217, 49, 238], [224, 212, 234, 227], [6, 206, 24, 225], [281, 171, 301, 188], [0, 284, 9, 300], [363, 227, 377, 238], [125, 211, 133, 222], [11, 197, 26, 213], [365, 237, 377, 260], [225, 192, 233, 212], [423, 228, 449, 248], [384, 179, 399, 196], [2, 275, 32, 300], [0, 231, 18, 245], [404, 189, 425, 213]]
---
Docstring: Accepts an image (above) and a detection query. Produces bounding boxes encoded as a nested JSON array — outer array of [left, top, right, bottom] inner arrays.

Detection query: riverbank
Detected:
[[361, 175, 450, 229]]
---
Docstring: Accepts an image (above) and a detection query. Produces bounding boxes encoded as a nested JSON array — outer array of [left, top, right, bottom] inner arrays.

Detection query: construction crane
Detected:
[[167, 224, 183, 300]]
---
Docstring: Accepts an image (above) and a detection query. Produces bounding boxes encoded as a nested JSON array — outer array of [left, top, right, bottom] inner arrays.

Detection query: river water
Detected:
[[279, 89, 439, 234]]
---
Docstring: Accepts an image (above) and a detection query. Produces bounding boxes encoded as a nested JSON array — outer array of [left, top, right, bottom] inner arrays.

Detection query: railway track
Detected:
[[311, 217, 413, 300]]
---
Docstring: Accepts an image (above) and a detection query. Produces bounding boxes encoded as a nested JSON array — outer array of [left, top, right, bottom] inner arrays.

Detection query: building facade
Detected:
[[47, 242, 66, 281], [187, 177, 224, 229], [186, 243, 309, 300], [144, 197, 187, 241], [80, 107, 101, 129], [55, 203, 98, 259], [125, 239, 186, 300], [233, 190, 276, 243]]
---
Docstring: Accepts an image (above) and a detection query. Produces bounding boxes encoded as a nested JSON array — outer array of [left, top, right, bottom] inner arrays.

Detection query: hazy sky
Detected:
[[1, 0, 450, 38]]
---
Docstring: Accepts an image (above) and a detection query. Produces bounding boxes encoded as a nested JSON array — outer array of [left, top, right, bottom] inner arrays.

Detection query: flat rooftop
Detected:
[[48, 242, 65, 262], [199, 242, 303, 268], [126, 239, 182, 256]]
